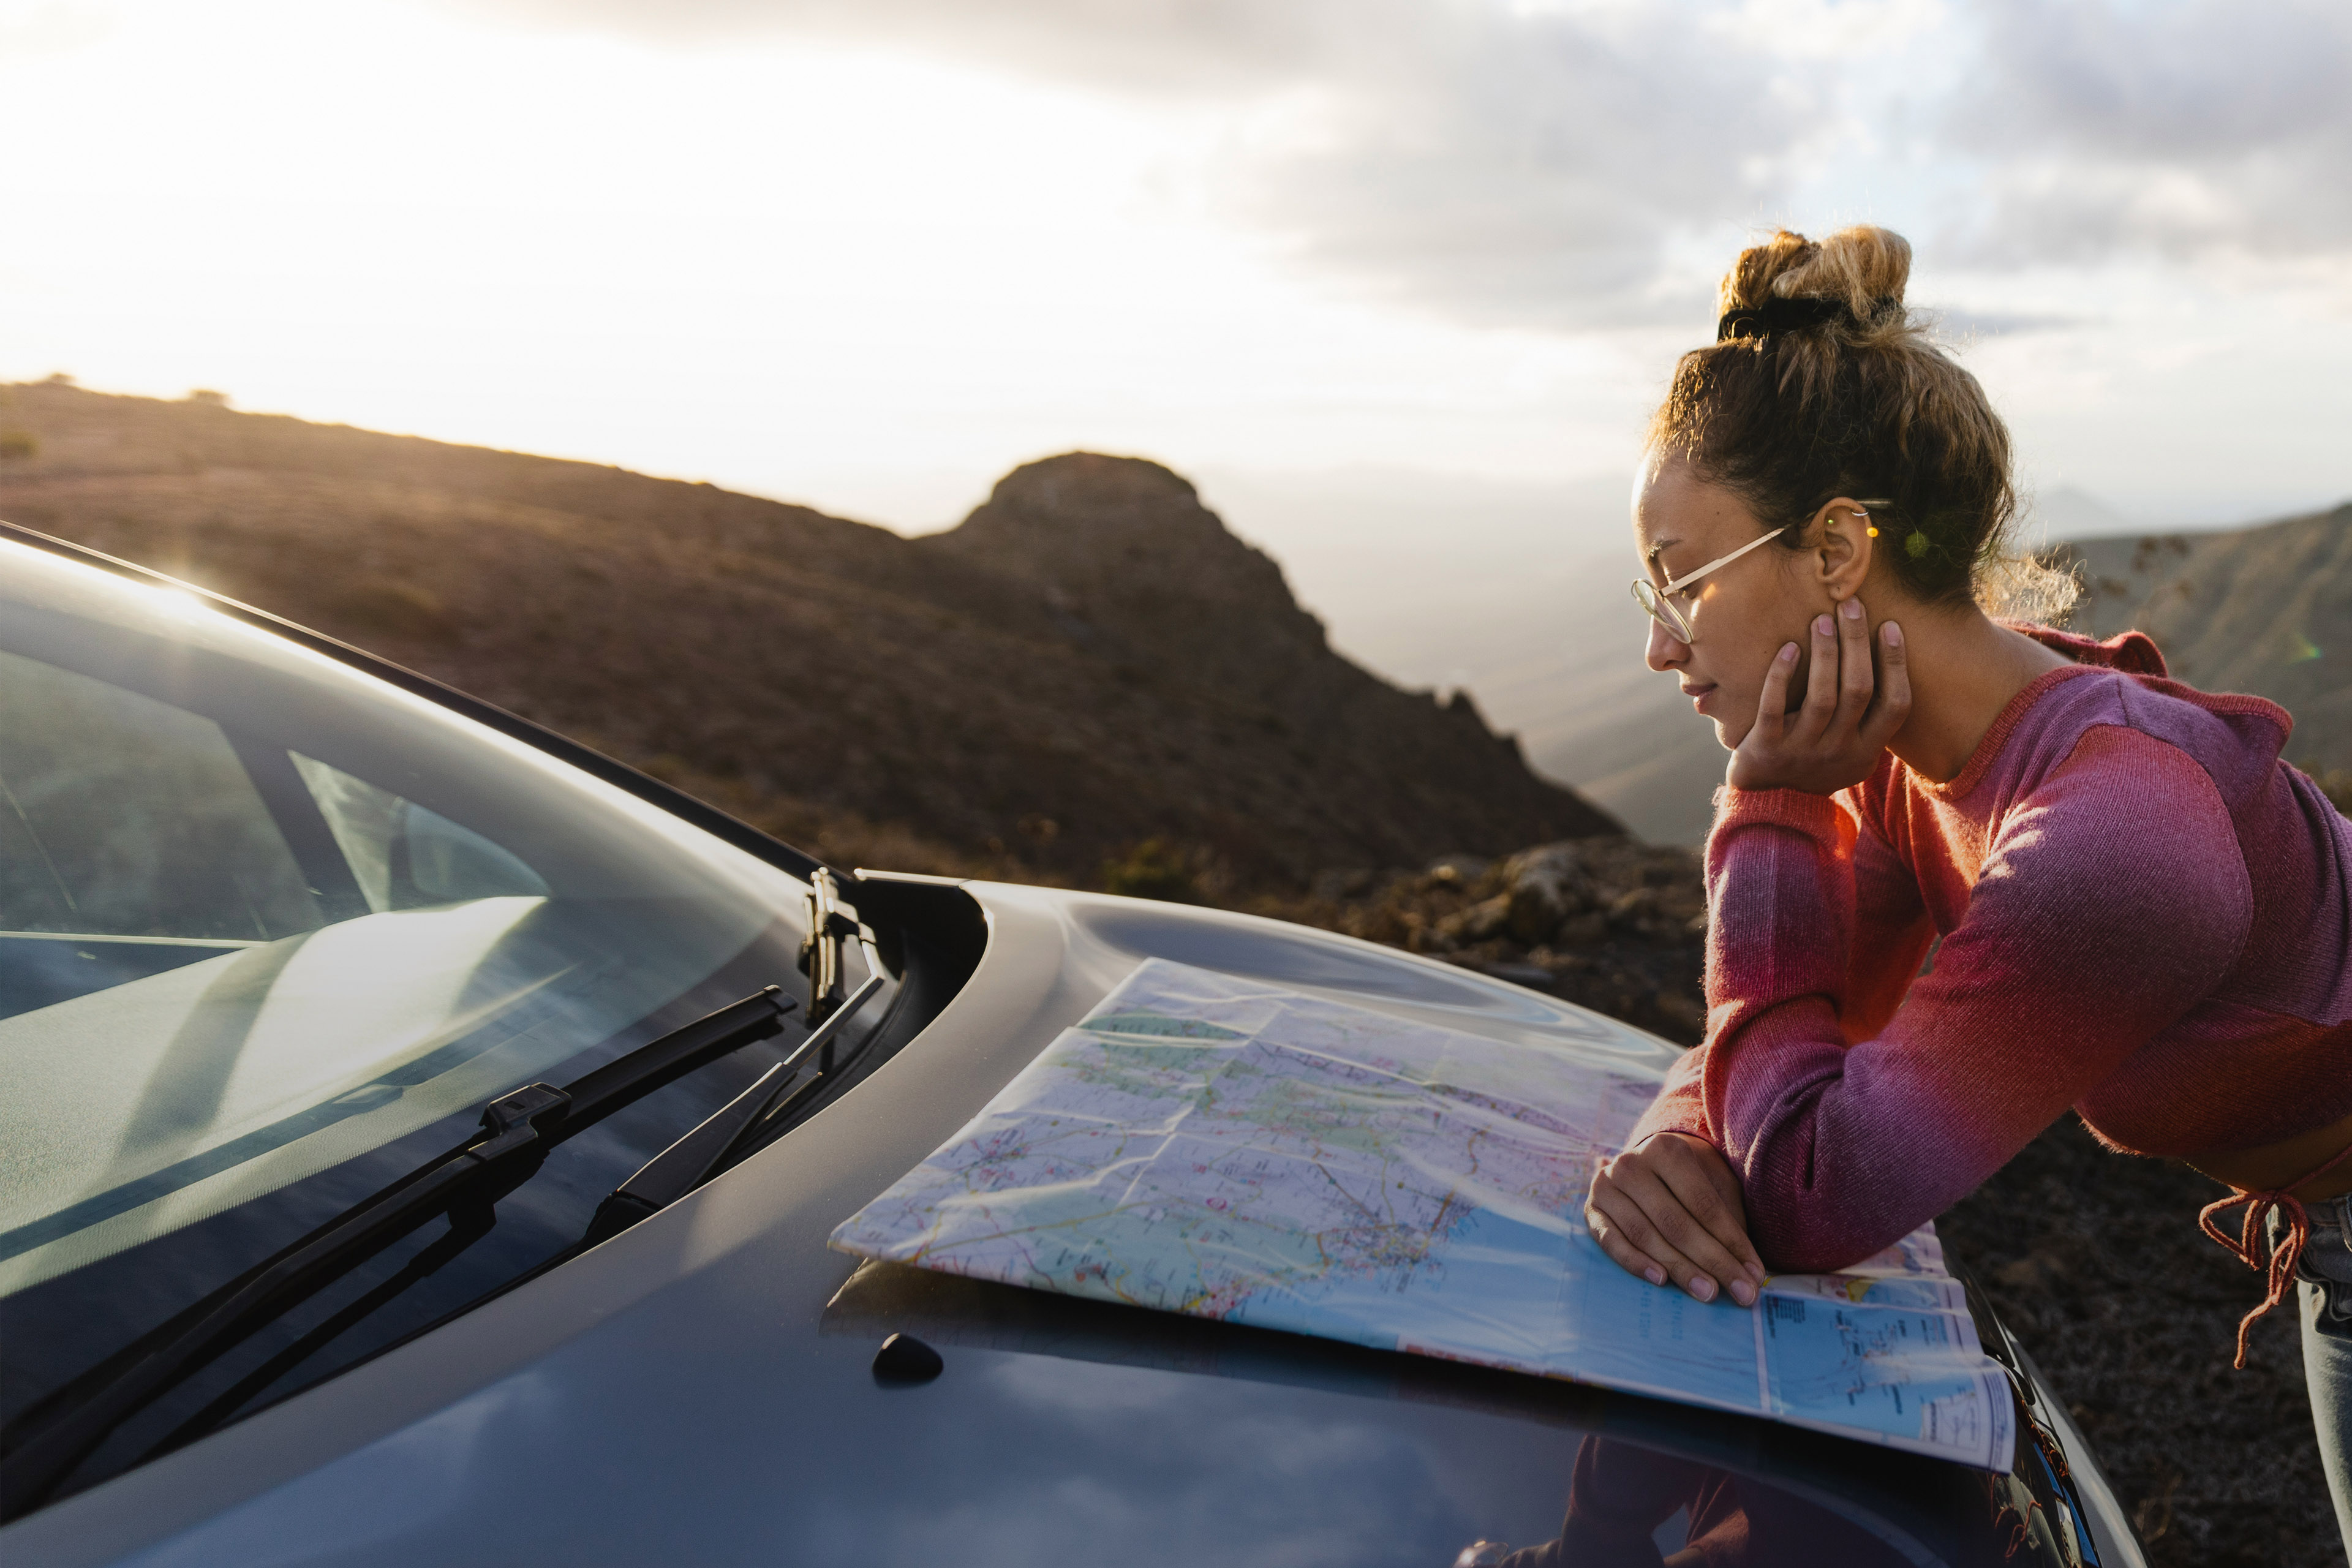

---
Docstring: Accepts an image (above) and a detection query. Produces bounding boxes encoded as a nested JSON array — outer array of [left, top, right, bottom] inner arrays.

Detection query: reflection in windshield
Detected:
[[0, 553, 813, 1295], [0, 546, 850, 1502]]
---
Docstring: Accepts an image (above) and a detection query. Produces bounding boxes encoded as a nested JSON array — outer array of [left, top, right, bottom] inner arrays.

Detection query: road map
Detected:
[[831, 959, 2015, 1470]]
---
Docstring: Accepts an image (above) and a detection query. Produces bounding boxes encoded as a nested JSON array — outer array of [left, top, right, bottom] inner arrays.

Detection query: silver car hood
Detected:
[[0, 881, 2107, 1567]]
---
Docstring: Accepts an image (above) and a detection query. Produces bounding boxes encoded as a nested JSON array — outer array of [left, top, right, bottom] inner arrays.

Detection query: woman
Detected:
[[1581, 224, 2352, 1547]]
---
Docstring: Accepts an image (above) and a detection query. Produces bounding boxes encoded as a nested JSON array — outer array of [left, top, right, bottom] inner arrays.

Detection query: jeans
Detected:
[[2278, 1193, 2352, 1561]]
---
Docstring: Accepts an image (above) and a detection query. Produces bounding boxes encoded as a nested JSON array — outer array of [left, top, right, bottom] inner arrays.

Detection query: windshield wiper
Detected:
[[799, 866, 863, 1030], [583, 971, 886, 1246], [0, 986, 795, 1521]]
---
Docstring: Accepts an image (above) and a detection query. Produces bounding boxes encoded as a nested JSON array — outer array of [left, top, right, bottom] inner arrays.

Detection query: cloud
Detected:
[[1205, 5, 1809, 328], [451, 0, 1819, 329], [447, 0, 2352, 325], [459, 0, 1326, 93], [1947, 0, 2352, 268], [1932, 307, 2086, 339], [0, 1, 113, 56]]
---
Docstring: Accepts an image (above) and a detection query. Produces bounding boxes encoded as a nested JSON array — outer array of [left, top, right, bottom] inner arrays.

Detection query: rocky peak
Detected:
[[926, 453, 1329, 686], [982, 451, 1201, 520]]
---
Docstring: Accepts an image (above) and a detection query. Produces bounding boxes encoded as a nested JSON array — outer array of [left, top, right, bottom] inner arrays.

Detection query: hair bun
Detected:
[[1719, 225, 1911, 322]]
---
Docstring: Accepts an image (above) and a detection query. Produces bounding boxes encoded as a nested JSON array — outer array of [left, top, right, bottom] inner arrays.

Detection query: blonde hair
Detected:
[[1651, 226, 2077, 623]]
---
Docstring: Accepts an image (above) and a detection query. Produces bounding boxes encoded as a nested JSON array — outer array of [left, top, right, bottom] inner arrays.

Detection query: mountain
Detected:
[[2052, 502, 2352, 775], [1379, 550, 1725, 846], [2021, 484, 2137, 541], [0, 381, 1615, 892]]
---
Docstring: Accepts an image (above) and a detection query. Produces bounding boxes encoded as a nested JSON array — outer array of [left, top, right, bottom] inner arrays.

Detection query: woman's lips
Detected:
[[1683, 682, 1717, 715]]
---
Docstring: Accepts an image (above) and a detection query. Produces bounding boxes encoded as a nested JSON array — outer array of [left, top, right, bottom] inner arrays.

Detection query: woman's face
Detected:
[[1632, 458, 1831, 752]]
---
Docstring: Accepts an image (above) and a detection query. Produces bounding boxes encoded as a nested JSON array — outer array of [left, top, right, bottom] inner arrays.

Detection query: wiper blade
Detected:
[[584, 971, 886, 1245], [0, 986, 794, 1521]]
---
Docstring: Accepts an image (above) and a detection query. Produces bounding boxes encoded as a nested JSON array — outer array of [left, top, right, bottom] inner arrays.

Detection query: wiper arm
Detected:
[[799, 866, 864, 1030], [0, 986, 794, 1521], [584, 971, 886, 1245]]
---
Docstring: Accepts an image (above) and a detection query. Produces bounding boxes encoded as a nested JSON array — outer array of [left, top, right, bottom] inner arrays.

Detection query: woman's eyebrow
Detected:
[[1645, 539, 1681, 578]]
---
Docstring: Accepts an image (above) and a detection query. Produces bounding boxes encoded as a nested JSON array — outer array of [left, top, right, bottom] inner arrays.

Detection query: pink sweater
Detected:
[[1627, 627, 2352, 1273]]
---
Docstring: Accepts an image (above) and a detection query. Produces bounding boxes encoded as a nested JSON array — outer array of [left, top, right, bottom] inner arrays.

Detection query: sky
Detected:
[[4, 0, 2349, 687]]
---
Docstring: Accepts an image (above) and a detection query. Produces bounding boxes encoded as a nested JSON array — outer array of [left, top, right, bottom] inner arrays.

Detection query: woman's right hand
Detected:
[[1586, 1133, 1766, 1306], [1726, 597, 1907, 797]]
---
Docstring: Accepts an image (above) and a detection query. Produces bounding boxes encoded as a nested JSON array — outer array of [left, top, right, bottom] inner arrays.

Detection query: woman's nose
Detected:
[[1645, 615, 1689, 672]]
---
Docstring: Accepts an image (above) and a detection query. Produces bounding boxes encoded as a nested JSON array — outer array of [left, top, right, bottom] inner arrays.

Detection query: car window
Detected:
[[0, 545, 846, 1492]]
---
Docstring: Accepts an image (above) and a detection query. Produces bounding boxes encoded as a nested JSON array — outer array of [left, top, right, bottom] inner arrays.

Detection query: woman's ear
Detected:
[[1810, 497, 1875, 602]]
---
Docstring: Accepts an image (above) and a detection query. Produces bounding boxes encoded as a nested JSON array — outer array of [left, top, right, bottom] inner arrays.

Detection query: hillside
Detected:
[[2054, 502, 2352, 777], [0, 381, 1614, 892]]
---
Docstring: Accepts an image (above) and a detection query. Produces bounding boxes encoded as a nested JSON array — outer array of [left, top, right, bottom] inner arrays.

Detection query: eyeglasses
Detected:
[[1630, 529, 1785, 644], [1630, 502, 1890, 644]]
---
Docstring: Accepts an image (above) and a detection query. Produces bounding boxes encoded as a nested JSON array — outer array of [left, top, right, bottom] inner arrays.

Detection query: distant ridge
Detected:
[[2052, 501, 2352, 775], [0, 382, 1616, 891]]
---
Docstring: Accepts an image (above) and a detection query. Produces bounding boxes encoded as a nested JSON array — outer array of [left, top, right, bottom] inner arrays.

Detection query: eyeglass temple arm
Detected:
[[1659, 500, 1895, 594]]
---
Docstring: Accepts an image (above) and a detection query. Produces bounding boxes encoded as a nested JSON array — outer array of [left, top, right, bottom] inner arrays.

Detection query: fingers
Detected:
[[1588, 1144, 1763, 1306], [1749, 640, 1798, 744], [1634, 1144, 1764, 1300], [1796, 611, 1841, 733], [1834, 597, 1875, 728], [1585, 1193, 1674, 1287], [1864, 617, 1910, 745], [1665, 1145, 1768, 1285], [1586, 1180, 1717, 1301]]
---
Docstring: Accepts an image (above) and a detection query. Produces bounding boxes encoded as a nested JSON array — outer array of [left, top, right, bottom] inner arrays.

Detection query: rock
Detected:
[[1311, 867, 1376, 903], [1499, 842, 1600, 946], [1555, 910, 1609, 948], [1433, 893, 1512, 948]]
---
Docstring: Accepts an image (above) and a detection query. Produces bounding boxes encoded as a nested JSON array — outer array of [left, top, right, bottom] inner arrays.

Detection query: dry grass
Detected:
[[1939, 1119, 2344, 1567]]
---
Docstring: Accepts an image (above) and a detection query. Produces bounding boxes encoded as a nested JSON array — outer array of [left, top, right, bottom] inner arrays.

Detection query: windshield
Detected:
[[0, 540, 843, 1481]]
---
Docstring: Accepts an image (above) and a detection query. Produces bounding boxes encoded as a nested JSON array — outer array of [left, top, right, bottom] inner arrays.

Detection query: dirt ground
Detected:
[[1939, 1117, 2345, 1567], [1289, 846, 2347, 1567]]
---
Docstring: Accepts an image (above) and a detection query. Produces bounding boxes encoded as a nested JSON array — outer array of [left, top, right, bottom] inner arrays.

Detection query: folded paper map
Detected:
[[831, 959, 2015, 1471]]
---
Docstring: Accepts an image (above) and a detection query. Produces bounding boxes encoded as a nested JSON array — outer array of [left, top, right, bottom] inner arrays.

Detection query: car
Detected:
[[0, 519, 2144, 1567]]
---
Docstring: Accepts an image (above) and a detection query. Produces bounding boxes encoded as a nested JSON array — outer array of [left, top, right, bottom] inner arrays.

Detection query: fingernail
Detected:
[[1644, 1265, 1666, 1286], [1730, 1279, 1756, 1306], [1841, 598, 1862, 620], [1689, 1276, 1717, 1303], [1778, 643, 1798, 662], [1883, 621, 1902, 647], [1814, 614, 1833, 637]]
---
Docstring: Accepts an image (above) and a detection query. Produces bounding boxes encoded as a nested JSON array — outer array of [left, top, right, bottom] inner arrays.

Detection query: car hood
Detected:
[[0, 880, 2125, 1568]]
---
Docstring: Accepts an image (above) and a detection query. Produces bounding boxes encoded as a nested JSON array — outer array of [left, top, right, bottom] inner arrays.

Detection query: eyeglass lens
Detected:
[[1630, 580, 1692, 641]]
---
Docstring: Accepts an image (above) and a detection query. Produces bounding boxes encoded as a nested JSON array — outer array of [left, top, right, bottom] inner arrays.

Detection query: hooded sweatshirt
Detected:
[[1626, 627, 2352, 1273]]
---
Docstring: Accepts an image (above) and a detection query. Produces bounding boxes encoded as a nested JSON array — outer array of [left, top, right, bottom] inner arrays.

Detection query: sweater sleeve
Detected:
[[1620, 785, 1931, 1153], [1841, 816, 1936, 1042], [1689, 726, 2252, 1272]]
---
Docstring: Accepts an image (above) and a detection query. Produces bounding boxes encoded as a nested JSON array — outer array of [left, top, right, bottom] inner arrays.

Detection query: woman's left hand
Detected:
[[1727, 597, 1908, 795]]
